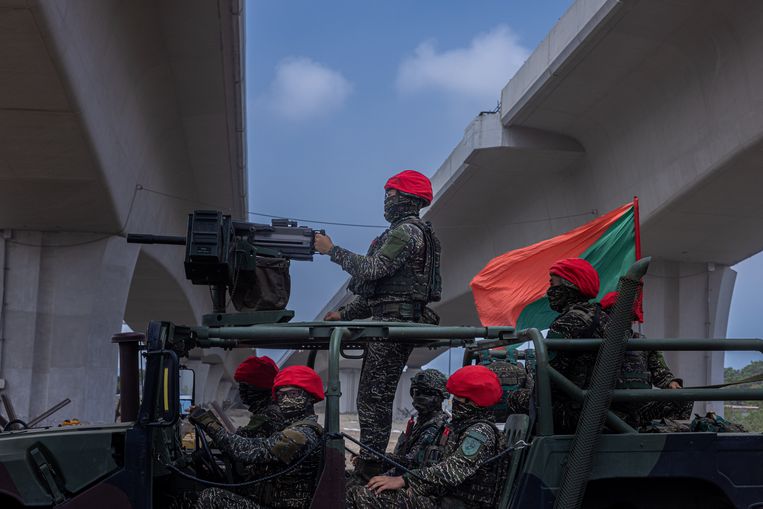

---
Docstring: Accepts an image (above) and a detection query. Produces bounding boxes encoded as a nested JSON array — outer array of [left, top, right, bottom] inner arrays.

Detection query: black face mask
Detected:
[[547, 284, 583, 313], [451, 398, 480, 422], [383, 193, 421, 223], [276, 388, 312, 422], [239, 383, 271, 413], [412, 394, 442, 415]]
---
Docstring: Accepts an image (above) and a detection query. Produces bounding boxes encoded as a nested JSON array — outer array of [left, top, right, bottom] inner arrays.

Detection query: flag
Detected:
[[470, 198, 642, 329]]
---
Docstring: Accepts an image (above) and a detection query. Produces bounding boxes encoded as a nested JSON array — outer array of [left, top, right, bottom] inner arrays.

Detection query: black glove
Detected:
[[188, 407, 223, 436]]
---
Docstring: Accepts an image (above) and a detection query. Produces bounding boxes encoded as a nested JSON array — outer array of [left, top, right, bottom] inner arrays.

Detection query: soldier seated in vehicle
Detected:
[[189, 366, 325, 509], [599, 291, 693, 429], [386, 369, 449, 471], [234, 355, 285, 439], [346, 365, 506, 509], [507, 258, 607, 432]]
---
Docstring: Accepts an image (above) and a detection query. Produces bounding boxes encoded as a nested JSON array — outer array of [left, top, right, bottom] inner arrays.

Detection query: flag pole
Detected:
[[633, 196, 641, 259], [633, 196, 644, 323]]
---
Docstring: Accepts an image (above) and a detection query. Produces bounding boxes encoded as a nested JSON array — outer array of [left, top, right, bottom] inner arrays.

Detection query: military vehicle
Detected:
[[0, 215, 762, 508]]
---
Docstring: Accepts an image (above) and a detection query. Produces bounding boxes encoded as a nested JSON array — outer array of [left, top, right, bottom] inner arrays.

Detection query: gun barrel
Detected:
[[126, 234, 187, 245]]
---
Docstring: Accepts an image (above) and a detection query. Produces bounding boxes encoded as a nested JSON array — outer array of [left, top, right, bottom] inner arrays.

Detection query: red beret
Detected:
[[446, 365, 502, 407], [600, 291, 644, 322], [234, 356, 279, 389], [549, 258, 600, 299], [385, 170, 433, 205], [273, 366, 325, 402]]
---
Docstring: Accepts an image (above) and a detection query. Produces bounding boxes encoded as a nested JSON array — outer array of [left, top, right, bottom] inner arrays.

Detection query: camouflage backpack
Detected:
[[690, 412, 746, 433], [477, 349, 528, 422]]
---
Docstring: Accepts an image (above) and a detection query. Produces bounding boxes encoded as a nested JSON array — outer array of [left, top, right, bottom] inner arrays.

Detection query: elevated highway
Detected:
[[294, 0, 763, 417], [0, 0, 247, 423]]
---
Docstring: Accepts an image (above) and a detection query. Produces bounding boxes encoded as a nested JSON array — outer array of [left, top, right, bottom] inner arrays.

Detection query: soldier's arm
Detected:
[[338, 296, 372, 320], [328, 224, 420, 281], [212, 423, 318, 465], [404, 423, 497, 496], [647, 350, 681, 388]]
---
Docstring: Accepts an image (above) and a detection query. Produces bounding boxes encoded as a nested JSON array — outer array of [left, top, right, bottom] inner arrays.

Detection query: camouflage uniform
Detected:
[[483, 358, 528, 423], [329, 202, 440, 465], [506, 301, 608, 432], [346, 406, 503, 509], [612, 331, 693, 429], [236, 402, 284, 439], [195, 414, 323, 509]]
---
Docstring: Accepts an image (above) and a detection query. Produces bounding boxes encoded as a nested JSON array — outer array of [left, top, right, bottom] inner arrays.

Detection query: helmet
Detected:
[[410, 369, 447, 398]]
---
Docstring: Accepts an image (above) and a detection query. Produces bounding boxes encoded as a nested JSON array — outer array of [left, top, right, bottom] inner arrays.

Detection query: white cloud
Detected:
[[267, 57, 353, 121], [396, 25, 530, 101]]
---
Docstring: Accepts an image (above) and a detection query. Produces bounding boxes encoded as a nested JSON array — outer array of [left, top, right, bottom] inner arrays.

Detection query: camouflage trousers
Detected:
[[346, 485, 438, 509], [194, 488, 265, 508], [357, 338, 413, 458]]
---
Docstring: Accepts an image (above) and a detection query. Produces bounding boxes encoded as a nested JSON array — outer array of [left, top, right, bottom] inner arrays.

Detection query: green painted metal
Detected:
[[547, 367, 636, 433], [545, 338, 763, 352], [325, 327, 346, 435], [523, 327, 553, 436]]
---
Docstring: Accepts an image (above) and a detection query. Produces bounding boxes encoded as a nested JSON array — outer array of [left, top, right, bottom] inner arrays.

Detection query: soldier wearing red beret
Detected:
[[190, 366, 325, 508], [234, 356, 284, 440], [314, 169, 442, 479], [347, 365, 505, 509]]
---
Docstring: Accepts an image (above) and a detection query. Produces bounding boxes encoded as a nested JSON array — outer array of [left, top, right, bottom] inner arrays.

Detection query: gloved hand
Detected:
[[188, 407, 223, 436]]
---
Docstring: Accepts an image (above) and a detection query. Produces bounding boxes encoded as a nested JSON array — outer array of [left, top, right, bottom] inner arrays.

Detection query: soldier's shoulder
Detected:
[[289, 416, 324, 438], [393, 222, 425, 240], [462, 421, 498, 442]]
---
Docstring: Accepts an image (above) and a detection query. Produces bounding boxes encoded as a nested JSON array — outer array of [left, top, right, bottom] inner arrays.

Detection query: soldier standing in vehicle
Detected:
[[599, 291, 692, 428], [507, 258, 606, 431], [346, 365, 505, 509], [315, 169, 442, 479], [234, 355, 284, 439], [189, 366, 325, 509]]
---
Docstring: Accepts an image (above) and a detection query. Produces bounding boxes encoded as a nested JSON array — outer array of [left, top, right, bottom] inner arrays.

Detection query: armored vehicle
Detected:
[[1, 251, 762, 508]]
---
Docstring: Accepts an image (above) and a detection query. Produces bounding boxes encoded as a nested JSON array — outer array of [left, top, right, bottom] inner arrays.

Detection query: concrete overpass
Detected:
[[296, 0, 763, 417], [0, 0, 248, 423]]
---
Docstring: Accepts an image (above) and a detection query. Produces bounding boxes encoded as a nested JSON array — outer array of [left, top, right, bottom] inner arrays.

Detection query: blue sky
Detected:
[[245, 1, 762, 371]]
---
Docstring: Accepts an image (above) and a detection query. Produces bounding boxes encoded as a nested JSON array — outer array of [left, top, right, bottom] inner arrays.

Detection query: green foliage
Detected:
[[724, 361, 763, 432]]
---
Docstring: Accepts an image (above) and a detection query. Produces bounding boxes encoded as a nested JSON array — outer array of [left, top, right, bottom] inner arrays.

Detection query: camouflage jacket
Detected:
[[329, 215, 433, 320], [211, 415, 323, 508], [616, 331, 679, 389], [548, 301, 608, 389], [404, 418, 501, 508], [388, 410, 449, 472]]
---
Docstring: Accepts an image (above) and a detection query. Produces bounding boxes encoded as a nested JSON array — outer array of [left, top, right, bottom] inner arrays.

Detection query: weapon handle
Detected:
[[126, 234, 187, 245]]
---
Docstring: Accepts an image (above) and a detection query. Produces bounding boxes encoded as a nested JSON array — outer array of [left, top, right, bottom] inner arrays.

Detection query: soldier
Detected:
[[315, 169, 441, 479], [346, 365, 504, 509], [234, 355, 284, 439], [507, 258, 606, 431], [599, 291, 692, 428], [387, 369, 449, 472], [190, 366, 325, 509]]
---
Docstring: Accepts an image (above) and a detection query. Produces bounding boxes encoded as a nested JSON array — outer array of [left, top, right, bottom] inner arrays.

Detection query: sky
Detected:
[[245, 1, 763, 372]]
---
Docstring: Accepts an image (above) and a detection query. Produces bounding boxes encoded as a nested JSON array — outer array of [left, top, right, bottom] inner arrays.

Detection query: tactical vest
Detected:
[[248, 418, 324, 509], [442, 420, 504, 508], [350, 217, 441, 304], [395, 412, 448, 468]]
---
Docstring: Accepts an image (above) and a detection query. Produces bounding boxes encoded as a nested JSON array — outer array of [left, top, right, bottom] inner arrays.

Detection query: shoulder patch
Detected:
[[460, 429, 489, 457], [379, 227, 410, 260]]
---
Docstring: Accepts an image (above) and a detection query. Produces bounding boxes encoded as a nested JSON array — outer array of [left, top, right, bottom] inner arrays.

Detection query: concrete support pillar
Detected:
[[0, 231, 139, 425], [642, 259, 737, 415]]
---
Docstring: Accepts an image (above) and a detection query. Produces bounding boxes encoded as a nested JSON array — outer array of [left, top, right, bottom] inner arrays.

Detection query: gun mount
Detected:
[[127, 210, 324, 324]]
